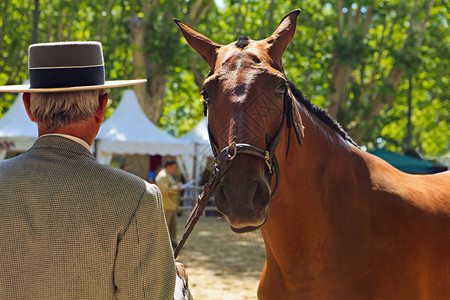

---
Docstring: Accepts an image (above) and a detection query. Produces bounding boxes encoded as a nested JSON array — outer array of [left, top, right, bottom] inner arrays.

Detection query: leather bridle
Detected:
[[174, 84, 304, 258], [204, 85, 304, 197]]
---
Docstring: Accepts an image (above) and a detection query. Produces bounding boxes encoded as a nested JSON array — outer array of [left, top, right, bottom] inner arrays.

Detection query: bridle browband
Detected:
[[205, 85, 304, 197]]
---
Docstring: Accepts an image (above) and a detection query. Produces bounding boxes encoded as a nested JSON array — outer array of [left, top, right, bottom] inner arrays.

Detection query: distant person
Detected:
[[0, 41, 189, 299], [148, 164, 162, 184], [120, 163, 130, 172], [156, 160, 182, 247]]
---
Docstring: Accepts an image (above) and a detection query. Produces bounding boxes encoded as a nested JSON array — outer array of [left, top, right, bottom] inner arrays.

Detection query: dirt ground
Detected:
[[175, 215, 266, 299]]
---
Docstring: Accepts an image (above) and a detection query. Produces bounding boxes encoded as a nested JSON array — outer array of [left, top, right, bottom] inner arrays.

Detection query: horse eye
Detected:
[[275, 82, 287, 96], [200, 89, 211, 104]]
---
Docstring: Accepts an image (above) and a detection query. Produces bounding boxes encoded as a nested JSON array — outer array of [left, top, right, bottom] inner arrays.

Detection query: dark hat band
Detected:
[[29, 65, 105, 89]]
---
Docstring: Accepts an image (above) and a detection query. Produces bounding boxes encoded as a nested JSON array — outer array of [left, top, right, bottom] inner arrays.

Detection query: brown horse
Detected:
[[175, 10, 450, 299]]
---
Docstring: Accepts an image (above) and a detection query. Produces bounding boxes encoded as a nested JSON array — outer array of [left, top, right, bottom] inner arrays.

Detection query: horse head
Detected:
[[175, 10, 301, 233]]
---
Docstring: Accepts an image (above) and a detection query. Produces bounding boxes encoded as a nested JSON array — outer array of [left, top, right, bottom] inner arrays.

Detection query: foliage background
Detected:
[[0, 0, 448, 158]]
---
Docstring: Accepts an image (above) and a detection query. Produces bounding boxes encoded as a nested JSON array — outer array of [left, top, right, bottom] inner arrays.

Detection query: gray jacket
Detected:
[[0, 135, 176, 299]]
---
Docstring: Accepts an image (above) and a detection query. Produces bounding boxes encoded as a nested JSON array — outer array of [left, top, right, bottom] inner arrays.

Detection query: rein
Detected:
[[174, 144, 237, 258]]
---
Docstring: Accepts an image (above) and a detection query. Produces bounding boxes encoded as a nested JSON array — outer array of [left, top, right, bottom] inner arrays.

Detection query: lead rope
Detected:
[[173, 143, 237, 259]]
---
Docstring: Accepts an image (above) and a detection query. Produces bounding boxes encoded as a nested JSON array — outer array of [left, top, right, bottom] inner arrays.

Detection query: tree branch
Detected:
[[414, 0, 435, 47], [98, 0, 115, 41], [66, 0, 80, 40], [56, 0, 64, 40], [361, 0, 375, 37], [0, 0, 9, 51], [191, 0, 214, 27], [32, 0, 39, 44], [266, 0, 276, 30], [347, 4, 353, 39], [337, 0, 344, 35], [188, 0, 203, 23], [354, 4, 362, 25]]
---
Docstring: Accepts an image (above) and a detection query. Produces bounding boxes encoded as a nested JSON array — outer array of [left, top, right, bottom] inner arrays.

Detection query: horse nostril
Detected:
[[252, 181, 271, 210], [215, 184, 230, 215]]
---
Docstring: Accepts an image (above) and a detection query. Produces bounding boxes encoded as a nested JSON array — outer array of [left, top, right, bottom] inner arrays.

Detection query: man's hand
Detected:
[[174, 262, 193, 300], [175, 262, 188, 285]]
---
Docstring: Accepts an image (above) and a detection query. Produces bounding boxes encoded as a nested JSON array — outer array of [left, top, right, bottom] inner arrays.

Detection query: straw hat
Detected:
[[0, 41, 146, 93]]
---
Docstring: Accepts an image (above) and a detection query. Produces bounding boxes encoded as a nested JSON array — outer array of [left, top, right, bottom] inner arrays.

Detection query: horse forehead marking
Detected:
[[216, 50, 265, 96]]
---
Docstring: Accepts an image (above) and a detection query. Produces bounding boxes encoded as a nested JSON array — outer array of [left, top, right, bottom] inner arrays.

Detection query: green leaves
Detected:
[[333, 32, 372, 68], [0, 0, 448, 158]]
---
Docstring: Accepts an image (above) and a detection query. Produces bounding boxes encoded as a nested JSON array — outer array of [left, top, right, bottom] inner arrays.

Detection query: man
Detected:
[[0, 42, 188, 299], [156, 160, 182, 247]]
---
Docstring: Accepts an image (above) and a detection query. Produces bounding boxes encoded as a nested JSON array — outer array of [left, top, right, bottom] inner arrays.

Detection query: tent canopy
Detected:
[[96, 90, 193, 160], [369, 148, 440, 174], [179, 117, 213, 156], [180, 117, 209, 145], [177, 118, 214, 185], [0, 93, 38, 154]]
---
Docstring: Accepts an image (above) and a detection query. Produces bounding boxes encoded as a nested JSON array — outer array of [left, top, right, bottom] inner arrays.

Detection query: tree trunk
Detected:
[[130, 15, 168, 123], [349, 66, 404, 142], [32, 0, 39, 44], [56, 0, 64, 40], [327, 61, 352, 118], [98, 0, 115, 41], [327, 1, 375, 119]]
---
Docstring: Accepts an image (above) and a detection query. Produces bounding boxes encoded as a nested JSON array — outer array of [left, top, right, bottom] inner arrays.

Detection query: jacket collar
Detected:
[[30, 135, 95, 160]]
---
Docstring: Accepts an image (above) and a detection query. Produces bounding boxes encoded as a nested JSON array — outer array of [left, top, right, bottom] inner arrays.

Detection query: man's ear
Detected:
[[95, 93, 108, 124], [22, 93, 36, 122]]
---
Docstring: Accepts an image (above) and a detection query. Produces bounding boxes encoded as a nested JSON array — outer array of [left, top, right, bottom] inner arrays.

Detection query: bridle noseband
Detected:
[[205, 86, 304, 197]]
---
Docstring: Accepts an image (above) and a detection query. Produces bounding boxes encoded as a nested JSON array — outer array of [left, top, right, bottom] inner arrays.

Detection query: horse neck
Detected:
[[276, 102, 356, 203], [262, 103, 364, 258]]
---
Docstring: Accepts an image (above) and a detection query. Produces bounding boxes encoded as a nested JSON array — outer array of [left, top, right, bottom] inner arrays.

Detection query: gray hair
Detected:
[[30, 89, 104, 132]]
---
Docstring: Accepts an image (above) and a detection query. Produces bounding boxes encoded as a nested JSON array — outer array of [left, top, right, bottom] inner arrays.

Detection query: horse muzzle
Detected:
[[226, 208, 269, 233], [214, 155, 271, 233]]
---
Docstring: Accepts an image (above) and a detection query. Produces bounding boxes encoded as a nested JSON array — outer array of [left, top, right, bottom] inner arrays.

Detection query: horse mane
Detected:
[[288, 81, 358, 147]]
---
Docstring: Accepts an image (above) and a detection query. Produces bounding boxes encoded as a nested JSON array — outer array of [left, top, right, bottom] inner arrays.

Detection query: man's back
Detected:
[[0, 135, 176, 299]]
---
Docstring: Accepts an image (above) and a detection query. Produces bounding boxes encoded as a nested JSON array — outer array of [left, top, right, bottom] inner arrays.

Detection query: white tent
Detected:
[[0, 93, 38, 159], [180, 118, 209, 145], [178, 117, 214, 185], [96, 89, 193, 164]]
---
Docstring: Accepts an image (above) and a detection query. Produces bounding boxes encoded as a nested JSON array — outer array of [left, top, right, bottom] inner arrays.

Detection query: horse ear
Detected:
[[265, 9, 301, 66], [174, 18, 221, 69]]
